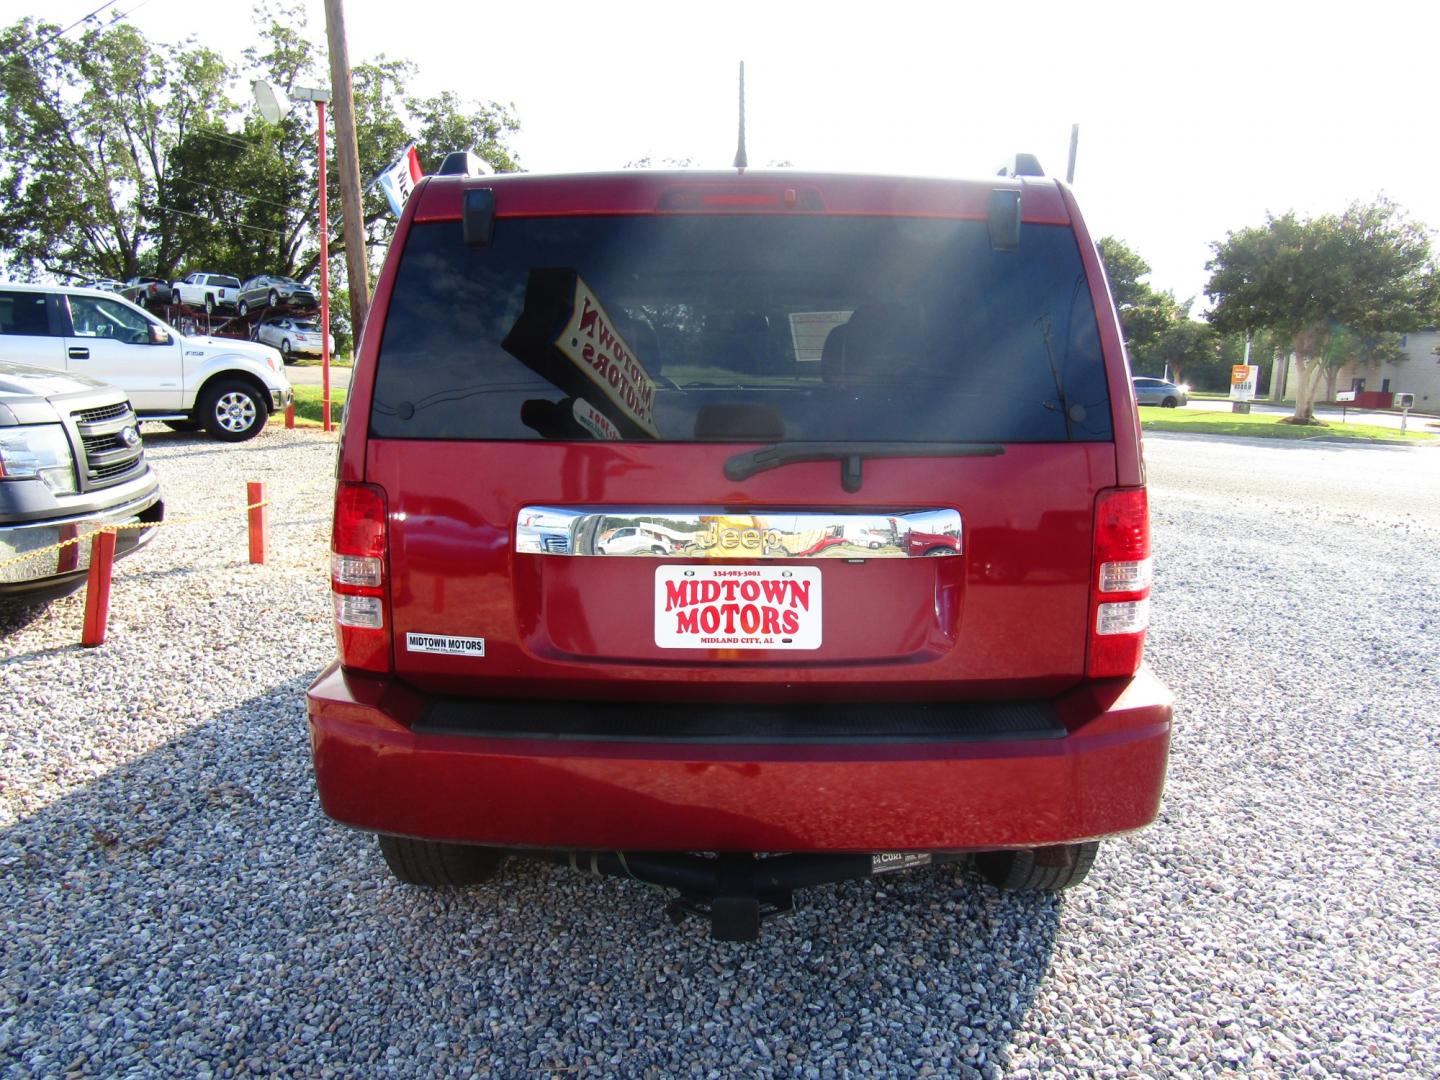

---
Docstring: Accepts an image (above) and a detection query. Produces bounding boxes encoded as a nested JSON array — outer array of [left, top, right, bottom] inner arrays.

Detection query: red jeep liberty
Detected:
[[307, 164, 1172, 940]]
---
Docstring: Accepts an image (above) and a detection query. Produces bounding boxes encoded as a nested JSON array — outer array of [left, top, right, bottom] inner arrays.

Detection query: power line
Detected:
[[177, 179, 309, 214], [2, 0, 152, 62], [0, 1, 122, 60], [157, 204, 289, 238]]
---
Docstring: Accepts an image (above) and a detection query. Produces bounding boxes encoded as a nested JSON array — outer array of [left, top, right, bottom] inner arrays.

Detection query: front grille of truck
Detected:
[[71, 403, 145, 490], [72, 401, 131, 425]]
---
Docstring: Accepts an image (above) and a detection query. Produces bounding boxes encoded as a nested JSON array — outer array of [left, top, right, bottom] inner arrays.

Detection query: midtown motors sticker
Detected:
[[406, 633, 486, 657], [655, 566, 822, 650]]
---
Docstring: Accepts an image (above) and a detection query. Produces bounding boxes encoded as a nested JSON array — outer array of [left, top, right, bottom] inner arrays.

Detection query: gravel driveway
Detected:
[[2, 429, 1437, 1077]]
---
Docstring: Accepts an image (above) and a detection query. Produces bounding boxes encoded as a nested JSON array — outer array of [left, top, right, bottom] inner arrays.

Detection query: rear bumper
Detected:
[[306, 666, 1172, 852]]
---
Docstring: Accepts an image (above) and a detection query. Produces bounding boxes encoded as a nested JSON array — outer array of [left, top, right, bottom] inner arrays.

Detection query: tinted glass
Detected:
[[372, 216, 1112, 443], [217, 277, 241, 289], [0, 291, 56, 336]]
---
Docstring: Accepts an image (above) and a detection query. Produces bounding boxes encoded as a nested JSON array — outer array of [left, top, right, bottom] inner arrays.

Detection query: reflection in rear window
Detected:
[[371, 216, 1111, 443]]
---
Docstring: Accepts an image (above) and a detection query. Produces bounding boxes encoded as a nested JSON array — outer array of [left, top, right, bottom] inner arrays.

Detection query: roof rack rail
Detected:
[[996, 153, 1045, 178]]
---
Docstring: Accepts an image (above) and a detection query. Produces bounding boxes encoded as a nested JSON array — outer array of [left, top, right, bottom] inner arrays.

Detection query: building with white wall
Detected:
[[1276, 328, 1440, 406]]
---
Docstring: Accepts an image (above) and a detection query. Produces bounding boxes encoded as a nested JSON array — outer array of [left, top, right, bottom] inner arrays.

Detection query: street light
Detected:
[[251, 79, 336, 433]]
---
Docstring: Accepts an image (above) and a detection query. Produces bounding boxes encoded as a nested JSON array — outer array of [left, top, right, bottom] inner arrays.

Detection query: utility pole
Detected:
[[323, 0, 371, 348], [733, 61, 747, 169]]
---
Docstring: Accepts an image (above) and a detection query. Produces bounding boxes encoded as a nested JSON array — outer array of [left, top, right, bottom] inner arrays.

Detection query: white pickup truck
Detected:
[[0, 283, 292, 441], [170, 271, 241, 314]]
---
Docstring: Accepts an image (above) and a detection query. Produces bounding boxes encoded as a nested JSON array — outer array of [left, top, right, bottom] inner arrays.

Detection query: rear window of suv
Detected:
[[371, 215, 1112, 443]]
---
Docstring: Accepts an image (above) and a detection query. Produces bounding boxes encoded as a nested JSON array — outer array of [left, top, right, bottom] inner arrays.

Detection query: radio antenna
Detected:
[[733, 61, 748, 169]]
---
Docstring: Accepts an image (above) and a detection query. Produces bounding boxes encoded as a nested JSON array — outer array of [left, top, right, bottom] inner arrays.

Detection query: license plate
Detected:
[[654, 565, 822, 650]]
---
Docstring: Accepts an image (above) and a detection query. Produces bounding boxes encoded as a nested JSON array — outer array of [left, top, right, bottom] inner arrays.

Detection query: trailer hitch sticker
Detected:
[[870, 853, 932, 875], [405, 633, 486, 657]]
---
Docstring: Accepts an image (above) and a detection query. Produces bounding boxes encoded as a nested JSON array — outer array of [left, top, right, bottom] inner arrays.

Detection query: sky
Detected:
[[24, 0, 1440, 306]]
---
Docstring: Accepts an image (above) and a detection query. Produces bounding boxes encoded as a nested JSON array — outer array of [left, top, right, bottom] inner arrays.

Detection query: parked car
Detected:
[[308, 165, 1172, 941], [0, 361, 162, 601], [595, 526, 671, 555], [0, 283, 292, 441], [237, 275, 318, 317], [905, 529, 961, 557], [170, 272, 241, 314], [256, 316, 333, 362], [1132, 376, 1188, 407], [80, 279, 125, 294], [122, 276, 173, 309]]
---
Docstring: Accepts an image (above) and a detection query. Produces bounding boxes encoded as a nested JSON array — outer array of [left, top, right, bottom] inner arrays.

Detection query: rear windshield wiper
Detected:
[[724, 441, 1004, 493]]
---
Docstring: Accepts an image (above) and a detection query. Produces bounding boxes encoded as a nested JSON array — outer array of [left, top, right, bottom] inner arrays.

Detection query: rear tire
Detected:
[[974, 841, 1099, 891], [204, 294, 215, 315], [280, 338, 294, 364], [378, 835, 505, 887]]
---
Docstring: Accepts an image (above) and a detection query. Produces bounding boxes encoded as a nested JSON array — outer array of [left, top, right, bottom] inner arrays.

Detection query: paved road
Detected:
[[284, 362, 352, 389], [1184, 396, 1437, 431]]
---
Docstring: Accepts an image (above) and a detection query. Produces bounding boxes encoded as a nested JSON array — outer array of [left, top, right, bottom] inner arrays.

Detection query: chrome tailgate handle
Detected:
[[516, 508, 961, 558]]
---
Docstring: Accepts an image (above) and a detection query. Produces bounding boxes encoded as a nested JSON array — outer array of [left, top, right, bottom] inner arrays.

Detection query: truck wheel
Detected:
[[204, 294, 215, 315], [377, 835, 505, 887], [974, 841, 1099, 891], [200, 380, 266, 442]]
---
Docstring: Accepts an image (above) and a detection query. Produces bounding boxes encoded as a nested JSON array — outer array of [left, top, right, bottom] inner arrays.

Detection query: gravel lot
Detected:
[[2, 427, 1437, 1078]]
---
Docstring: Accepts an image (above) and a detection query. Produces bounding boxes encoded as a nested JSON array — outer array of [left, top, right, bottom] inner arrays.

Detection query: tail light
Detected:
[[1087, 487, 1151, 678], [331, 482, 391, 672]]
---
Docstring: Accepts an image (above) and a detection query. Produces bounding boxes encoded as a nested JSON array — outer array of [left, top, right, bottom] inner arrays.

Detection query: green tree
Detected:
[[1097, 236, 1189, 374], [1147, 310, 1219, 389], [1096, 236, 1152, 309], [1, 2, 522, 359], [0, 17, 230, 281], [1206, 199, 1437, 423]]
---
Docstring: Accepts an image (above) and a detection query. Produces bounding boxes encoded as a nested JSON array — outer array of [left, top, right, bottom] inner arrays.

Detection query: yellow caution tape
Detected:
[[0, 499, 270, 573]]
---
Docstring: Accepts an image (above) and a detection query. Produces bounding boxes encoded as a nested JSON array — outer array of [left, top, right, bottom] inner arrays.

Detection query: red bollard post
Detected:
[[248, 481, 268, 565], [81, 529, 118, 648], [285, 401, 295, 429]]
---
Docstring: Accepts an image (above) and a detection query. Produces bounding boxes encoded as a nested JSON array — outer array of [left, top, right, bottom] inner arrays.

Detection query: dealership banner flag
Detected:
[[374, 144, 423, 217]]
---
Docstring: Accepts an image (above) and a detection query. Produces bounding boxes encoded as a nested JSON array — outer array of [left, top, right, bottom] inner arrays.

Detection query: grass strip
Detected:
[[1139, 407, 1433, 443], [291, 385, 349, 426]]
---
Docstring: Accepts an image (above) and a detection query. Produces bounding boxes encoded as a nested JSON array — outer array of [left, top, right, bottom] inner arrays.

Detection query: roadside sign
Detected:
[[1335, 391, 1357, 402], [1229, 364, 1259, 402]]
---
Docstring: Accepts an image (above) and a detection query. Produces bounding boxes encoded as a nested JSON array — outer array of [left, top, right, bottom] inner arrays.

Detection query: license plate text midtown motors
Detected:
[[654, 566, 822, 649]]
